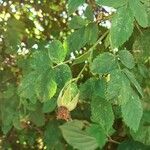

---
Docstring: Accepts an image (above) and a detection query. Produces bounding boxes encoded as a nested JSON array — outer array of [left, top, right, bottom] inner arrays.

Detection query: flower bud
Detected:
[[57, 82, 79, 111]]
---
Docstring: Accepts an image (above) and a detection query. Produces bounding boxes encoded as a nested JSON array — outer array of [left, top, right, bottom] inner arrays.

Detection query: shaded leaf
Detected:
[[66, 27, 86, 52], [44, 120, 64, 150], [79, 78, 106, 101], [18, 72, 38, 104], [85, 6, 94, 21], [68, 0, 85, 15], [123, 68, 143, 97], [54, 64, 72, 89], [118, 50, 135, 69], [118, 140, 150, 150], [133, 30, 150, 62], [4, 18, 25, 51], [129, 0, 148, 27], [68, 16, 88, 29], [29, 105, 45, 127], [42, 98, 57, 113], [131, 124, 150, 145], [84, 23, 99, 45]]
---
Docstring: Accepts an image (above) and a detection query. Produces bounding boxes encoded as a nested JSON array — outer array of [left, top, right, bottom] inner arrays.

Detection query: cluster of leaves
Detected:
[[0, 0, 150, 149]]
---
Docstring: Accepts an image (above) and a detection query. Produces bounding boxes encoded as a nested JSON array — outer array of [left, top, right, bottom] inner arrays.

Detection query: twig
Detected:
[[108, 136, 120, 144], [74, 63, 87, 82], [135, 21, 143, 35], [52, 60, 71, 69]]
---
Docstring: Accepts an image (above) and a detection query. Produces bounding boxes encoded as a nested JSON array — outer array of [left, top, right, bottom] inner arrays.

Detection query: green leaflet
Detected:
[[110, 6, 134, 48], [96, 0, 128, 8], [68, 16, 88, 29], [47, 40, 67, 63], [106, 69, 122, 100], [118, 76, 131, 105], [106, 69, 131, 104], [19, 69, 57, 103], [121, 89, 143, 132], [1, 87, 19, 134], [35, 69, 57, 102], [142, 111, 150, 124], [123, 68, 143, 97], [118, 50, 135, 69], [42, 98, 57, 113], [129, 0, 148, 27], [130, 111, 150, 145], [18, 72, 38, 104], [90, 52, 118, 74], [91, 98, 114, 132], [60, 120, 99, 150], [84, 23, 99, 45], [66, 27, 86, 52], [29, 50, 52, 71], [86, 124, 107, 148], [0, 93, 19, 134], [67, 0, 85, 15]]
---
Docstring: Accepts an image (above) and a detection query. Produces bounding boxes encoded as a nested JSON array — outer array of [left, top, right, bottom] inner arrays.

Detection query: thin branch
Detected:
[[52, 60, 71, 69], [135, 21, 143, 35], [108, 136, 120, 144], [74, 63, 87, 82]]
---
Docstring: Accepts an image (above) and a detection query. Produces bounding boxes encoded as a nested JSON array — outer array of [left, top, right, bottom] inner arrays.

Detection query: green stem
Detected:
[[52, 60, 71, 69], [74, 64, 87, 83], [74, 30, 109, 82], [88, 30, 109, 63], [135, 21, 143, 35], [107, 135, 120, 144]]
